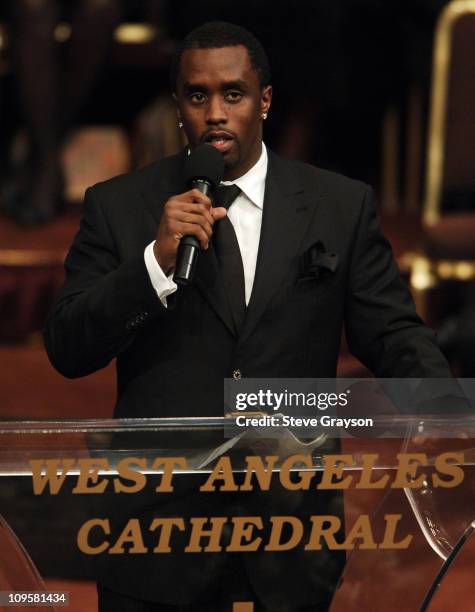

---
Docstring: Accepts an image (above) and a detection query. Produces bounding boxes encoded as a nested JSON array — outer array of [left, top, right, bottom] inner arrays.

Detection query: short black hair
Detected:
[[170, 21, 271, 90]]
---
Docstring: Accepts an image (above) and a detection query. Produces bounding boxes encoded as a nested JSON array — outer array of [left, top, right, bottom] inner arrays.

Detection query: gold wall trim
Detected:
[[233, 604, 254, 612], [0, 22, 158, 47], [114, 24, 157, 45], [424, 1, 475, 225], [0, 250, 66, 267], [408, 252, 475, 289]]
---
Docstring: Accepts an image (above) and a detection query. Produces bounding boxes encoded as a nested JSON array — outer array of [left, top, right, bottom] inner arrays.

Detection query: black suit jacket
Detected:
[[44, 149, 451, 606], [44, 148, 450, 414]]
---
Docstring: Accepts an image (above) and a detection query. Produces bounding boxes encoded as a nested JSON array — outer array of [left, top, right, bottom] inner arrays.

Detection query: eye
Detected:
[[189, 92, 206, 104], [224, 91, 243, 103]]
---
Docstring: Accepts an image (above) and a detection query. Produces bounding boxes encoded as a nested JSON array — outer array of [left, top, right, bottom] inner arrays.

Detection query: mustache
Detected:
[[200, 129, 237, 143]]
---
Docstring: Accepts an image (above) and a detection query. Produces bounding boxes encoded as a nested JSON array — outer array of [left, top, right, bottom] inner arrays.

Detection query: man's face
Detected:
[[175, 45, 272, 180]]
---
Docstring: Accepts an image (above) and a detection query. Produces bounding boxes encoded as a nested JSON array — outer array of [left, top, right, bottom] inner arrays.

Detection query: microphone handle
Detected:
[[173, 179, 213, 285]]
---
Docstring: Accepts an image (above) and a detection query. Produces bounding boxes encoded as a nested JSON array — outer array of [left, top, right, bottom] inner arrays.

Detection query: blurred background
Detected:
[[0, 0, 474, 422]]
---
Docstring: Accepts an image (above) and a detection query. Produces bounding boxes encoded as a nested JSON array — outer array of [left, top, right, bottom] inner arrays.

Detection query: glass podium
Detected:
[[0, 416, 474, 612]]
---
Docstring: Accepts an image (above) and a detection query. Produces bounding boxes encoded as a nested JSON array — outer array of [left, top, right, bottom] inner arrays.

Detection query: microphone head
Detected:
[[184, 144, 225, 188]]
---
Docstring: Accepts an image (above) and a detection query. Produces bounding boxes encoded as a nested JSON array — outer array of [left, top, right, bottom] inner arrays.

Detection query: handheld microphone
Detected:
[[173, 144, 224, 285]]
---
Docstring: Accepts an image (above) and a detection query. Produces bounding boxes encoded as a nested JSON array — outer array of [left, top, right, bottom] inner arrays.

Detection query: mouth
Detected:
[[203, 131, 234, 154]]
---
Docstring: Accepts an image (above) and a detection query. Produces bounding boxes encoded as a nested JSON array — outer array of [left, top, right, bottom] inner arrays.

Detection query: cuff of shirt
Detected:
[[144, 241, 177, 307]]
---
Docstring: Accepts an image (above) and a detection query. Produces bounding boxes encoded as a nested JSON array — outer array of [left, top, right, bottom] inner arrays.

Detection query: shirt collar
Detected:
[[220, 143, 268, 210]]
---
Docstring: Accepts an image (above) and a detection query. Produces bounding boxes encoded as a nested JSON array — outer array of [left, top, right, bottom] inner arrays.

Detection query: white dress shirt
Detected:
[[144, 143, 268, 306]]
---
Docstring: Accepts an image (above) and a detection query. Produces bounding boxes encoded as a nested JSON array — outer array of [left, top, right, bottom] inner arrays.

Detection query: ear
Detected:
[[172, 92, 181, 122], [261, 85, 272, 115]]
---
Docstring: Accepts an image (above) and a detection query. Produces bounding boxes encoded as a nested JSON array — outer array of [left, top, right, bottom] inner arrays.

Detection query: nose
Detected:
[[205, 95, 227, 124]]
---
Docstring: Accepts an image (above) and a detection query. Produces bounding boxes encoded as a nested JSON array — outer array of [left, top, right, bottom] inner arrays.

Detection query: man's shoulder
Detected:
[[270, 151, 369, 199]]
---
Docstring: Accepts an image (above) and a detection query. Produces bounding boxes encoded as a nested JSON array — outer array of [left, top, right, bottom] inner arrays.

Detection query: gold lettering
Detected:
[[227, 517, 263, 552], [184, 517, 227, 552], [114, 457, 147, 493], [379, 514, 412, 549], [152, 457, 188, 492], [109, 518, 147, 554], [341, 515, 377, 550], [29, 458, 76, 495], [240, 456, 277, 491], [200, 457, 238, 492], [355, 454, 389, 489], [391, 454, 427, 488], [280, 455, 314, 490], [305, 515, 342, 550], [72, 458, 109, 494], [318, 455, 353, 490], [433, 452, 464, 488], [150, 518, 185, 553], [77, 518, 110, 554], [265, 516, 303, 552]]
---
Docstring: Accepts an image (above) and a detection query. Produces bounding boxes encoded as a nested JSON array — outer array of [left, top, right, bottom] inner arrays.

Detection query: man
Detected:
[[44, 21, 452, 612]]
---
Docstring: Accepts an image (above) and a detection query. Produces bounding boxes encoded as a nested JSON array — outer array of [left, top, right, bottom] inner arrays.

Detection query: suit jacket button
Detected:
[[233, 369, 242, 380]]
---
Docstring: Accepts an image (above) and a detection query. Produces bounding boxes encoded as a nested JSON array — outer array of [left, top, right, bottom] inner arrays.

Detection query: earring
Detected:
[[178, 121, 183, 128], [261, 113, 268, 120]]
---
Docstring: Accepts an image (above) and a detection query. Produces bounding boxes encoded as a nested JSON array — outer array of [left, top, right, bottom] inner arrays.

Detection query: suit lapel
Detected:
[[240, 150, 324, 344], [141, 151, 236, 337]]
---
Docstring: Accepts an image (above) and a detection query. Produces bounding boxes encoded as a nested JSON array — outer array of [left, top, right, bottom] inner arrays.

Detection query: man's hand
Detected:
[[153, 189, 227, 274]]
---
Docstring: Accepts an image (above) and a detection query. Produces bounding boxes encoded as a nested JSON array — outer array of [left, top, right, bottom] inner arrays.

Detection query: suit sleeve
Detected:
[[43, 186, 167, 378], [344, 185, 452, 377]]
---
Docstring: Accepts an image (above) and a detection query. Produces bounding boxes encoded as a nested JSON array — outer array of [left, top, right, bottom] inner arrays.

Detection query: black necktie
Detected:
[[213, 185, 246, 334]]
